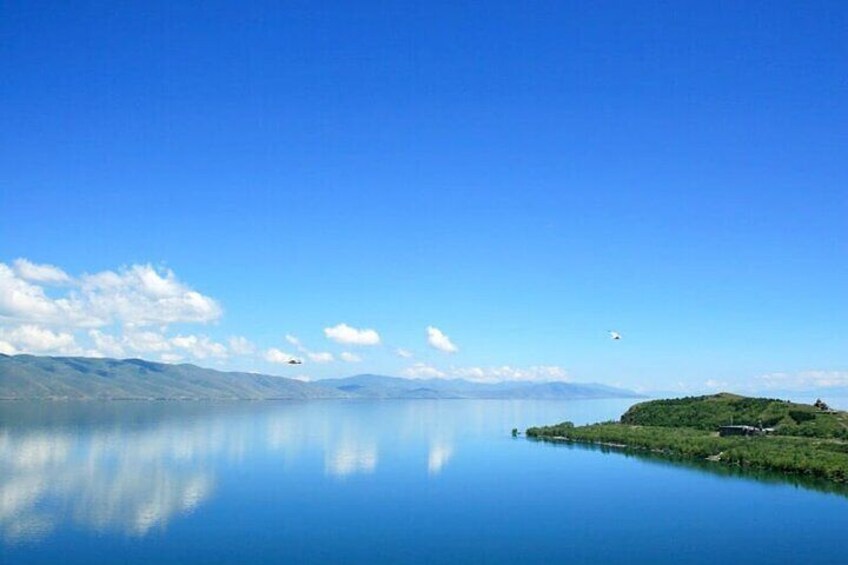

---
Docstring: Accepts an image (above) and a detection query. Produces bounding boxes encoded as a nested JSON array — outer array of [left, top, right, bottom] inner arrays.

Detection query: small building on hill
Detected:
[[718, 425, 771, 437]]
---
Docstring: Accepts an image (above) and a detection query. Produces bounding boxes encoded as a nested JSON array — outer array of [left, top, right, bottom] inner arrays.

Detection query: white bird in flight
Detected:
[[609, 331, 622, 341]]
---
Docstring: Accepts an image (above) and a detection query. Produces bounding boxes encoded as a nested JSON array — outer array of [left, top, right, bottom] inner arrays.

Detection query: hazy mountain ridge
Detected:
[[317, 374, 645, 400], [0, 356, 644, 400], [0, 354, 347, 400]]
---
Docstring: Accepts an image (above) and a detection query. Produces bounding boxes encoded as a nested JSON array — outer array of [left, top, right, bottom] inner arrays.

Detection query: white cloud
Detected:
[[0, 325, 79, 355], [264, 348, 297, 364], [307, 352, 334, 363], [12, 259, 70, 284], [324, 323, 381, 346], [122, 330, 172, 353], [88, 330, 126, 357], [399, 364, 569, 383], [755, 370, 848, 391], [453, 365, 569, 383], [285, 334, 333, 363], [395, 348, 412, 358], [340, 352, 361, 363], [0, 260, 232, 363], [403, 363, 445, 379], [228, 336, 255, 356], [426, 326, 458, 353], [171, 335, 227, 359], [0, 262, 221, 328], [85, 329, 228, 361], [78, 265, 221, 327], [285, 334, 304, 351], [0, 264, 87, 326]]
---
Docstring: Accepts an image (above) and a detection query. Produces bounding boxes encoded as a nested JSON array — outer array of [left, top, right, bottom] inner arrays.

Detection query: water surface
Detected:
[[2, 399, 846, 564]]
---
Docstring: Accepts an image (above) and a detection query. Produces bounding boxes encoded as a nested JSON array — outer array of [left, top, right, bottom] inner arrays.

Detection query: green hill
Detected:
[[621, 393, 848, 439], [527, 393, 848, 484]]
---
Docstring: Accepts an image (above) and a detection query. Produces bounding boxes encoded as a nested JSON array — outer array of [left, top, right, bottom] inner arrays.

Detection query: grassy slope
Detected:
[[526, 393, 848, 483]]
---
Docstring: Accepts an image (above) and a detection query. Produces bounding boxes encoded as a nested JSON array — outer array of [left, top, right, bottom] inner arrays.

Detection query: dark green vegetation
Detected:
[[621, 393, 848, 439], [527, 393, 848, 484], [0, 355, 644, 401]]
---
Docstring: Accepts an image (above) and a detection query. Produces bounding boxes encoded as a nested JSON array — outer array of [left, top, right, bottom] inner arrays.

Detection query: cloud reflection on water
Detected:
[[0, 399, 584, 543]]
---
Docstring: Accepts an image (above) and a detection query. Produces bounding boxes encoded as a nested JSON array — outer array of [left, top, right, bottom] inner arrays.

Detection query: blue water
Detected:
[[2, 399, 847, 564]]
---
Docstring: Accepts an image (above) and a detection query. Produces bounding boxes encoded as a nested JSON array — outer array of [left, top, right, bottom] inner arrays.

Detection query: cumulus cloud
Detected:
[[0, 264, 89, 326], [88, 330, 126, 357], [395, 348, 412, 358], [426, 326, 458, 353], [0, 325, 80, 355], [86, 329, 228, 361], [324, 323, 381, 346], [403, 363, 445, 379], [12, 259, 71, 284], [171, 335, 227, 359], [340, 352, 361, 363], [78, 265, 221, 327], [264, 348, 297, 364], [0, 262, 221, 328], [0, 260, 232, 363]]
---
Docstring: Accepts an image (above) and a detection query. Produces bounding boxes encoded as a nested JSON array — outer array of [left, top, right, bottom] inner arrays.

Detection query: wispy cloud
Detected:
[[12, 258, 71, 284], [285, 333, 334, 363], [307, 352, 334, 363], [754, 370, 848, 390], [403, 363, 445, 379], [264, 348, 298, 365], [453, 365, 569, 383]]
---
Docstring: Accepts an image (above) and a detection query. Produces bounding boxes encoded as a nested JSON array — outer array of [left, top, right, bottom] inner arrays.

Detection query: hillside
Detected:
[[621, 393, 848, 438], [0, 354, 348, 400], [527, 394, 848, 483]]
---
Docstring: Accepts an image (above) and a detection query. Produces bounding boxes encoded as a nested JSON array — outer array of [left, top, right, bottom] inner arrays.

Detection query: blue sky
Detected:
[[1, 1, 846, 392]]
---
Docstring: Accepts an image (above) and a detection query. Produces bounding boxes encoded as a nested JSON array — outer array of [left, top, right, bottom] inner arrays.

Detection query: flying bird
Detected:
[[287, 359, 303, 365], [609, 331, 622, 341]]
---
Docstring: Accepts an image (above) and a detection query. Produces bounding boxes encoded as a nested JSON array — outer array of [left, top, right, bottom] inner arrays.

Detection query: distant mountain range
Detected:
[[0, 354, 644, 401], [317, 373, 644, 400]]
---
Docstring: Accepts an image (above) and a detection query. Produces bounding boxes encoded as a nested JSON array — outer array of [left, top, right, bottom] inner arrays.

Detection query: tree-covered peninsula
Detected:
[[526, 393, 848, 483]]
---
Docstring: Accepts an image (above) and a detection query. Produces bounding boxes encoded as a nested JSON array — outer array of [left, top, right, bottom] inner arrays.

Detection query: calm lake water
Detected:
[[2, 398, 847, 564]]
